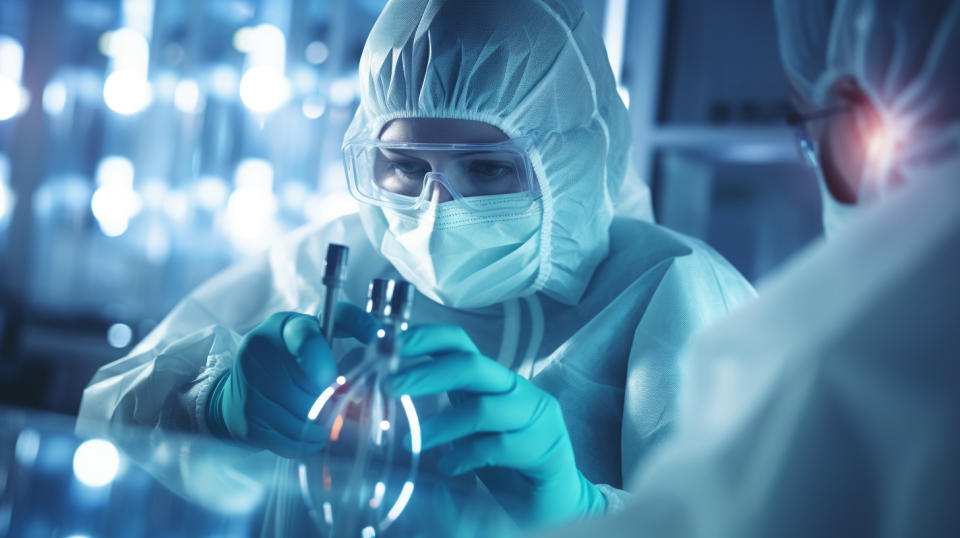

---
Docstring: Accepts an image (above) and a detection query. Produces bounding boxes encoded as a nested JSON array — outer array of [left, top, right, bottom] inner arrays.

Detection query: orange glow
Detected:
[[330, 414, 344, 441], [322, 465, 332, 491], [868, 128, 891, 157]]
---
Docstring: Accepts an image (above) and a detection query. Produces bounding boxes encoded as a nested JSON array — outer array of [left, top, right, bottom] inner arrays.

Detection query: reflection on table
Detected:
[[0, 405, 516, 537]]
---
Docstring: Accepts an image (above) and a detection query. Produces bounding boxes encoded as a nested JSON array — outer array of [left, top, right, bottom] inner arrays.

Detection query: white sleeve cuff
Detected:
[[596, 483, 633, 514]]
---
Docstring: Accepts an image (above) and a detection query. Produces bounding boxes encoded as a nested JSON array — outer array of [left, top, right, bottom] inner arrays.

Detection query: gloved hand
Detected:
[[206, 303, 377, 457], [383, 324, 607, 528]]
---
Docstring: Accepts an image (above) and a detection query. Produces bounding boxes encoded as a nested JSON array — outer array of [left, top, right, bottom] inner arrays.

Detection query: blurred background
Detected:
[[0, 0, 820, 415]]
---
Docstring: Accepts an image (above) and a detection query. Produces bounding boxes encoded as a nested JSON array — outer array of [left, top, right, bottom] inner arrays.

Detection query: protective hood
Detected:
[[344, 0, 652, 306], [774, 0, 960, 231]]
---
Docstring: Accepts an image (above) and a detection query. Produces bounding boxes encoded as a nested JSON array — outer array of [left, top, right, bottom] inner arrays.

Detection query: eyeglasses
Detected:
[[342, 138, 540, 211], [786, 104, 853, 167]]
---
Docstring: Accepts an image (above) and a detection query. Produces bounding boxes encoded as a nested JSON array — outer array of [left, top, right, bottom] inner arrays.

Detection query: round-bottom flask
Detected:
[[299, 279, 420, 537]]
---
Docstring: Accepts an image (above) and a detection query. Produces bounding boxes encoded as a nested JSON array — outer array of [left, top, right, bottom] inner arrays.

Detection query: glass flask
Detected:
[[299, 278, 420, 537]]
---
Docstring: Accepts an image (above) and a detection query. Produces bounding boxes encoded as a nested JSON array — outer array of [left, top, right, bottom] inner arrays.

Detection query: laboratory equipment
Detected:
[[321, 243, 349, 341], [299, 278, 420, 537]]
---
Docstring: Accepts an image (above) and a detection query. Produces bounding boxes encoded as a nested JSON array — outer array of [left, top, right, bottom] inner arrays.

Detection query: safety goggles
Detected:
[[342, 138, 540, 211]]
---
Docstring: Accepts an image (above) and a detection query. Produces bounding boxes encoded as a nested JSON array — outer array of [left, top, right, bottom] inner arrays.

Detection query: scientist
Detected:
[[541, 0, 960, 536], [77, 0, 754, 531]]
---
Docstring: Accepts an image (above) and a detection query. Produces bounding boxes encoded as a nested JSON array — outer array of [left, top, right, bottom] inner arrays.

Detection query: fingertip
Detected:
[[281, 314, 326, 354], [334, 302, 380, 343], [282, 314, 337, 389], [398, 324, 477, 357], [297, 341, 337, 388], [397, 325, 428, 357]]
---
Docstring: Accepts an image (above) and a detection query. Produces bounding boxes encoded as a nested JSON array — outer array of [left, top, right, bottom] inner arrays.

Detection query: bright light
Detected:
[[361, 526, 376, 538], [0, 180, 12, 224], [308, 386, 337, 421], [239, 66, 290, 113], [106, 323, 133, 348], [92, 195, 131, 236], [163, 190, 190, 222], [400, 395, 420, 454], [193, 176, 229, 210], [0, 36, 24, 80], [0, 76, 23, 121], [225, 159, 278, 251], [99, 28, 149, 69], [91, 156, 141, 236], [246, 24, 285, 68], [386, 480, 415, 522], [208, 65, 238, 99], [305, 41, 329, 64], [370, 481, 386, 508], [73, 439, 120, 487], [225, 187, 278, 246], [43, 80, 68, 116], [98, 31, 112, 55], [304, 191, 358, 224], [234, 24, 285, 57], [173, 79, 201, 113], [868, 127, 895, 158], [235, 158, 273, 190], [14, 429, 40, 466], [329, 77, 357, 107], [103, 70, 153, 115], [96, 156, 134, 187], [302, 95, 326, 119], [617, 85, 631, 109], [233, 26, 256, 53]]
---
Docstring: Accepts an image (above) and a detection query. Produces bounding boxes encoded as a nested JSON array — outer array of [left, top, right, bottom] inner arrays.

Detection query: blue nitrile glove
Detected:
[[206, 303, 378, 457], [383, 324, 606, 528]]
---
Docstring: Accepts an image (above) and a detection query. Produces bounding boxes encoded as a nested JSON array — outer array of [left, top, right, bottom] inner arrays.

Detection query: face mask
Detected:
[[358, 193, 544, 309]]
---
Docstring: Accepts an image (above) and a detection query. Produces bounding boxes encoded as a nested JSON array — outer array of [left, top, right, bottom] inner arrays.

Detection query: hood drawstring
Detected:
[[497, 299, 521, 370], [520, 295, 545, 380], [497, 295, 544, 380]]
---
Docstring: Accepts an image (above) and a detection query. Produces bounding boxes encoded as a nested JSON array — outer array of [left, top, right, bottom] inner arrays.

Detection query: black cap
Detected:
[[322, 244, 349, 286], [389, 280, 415, 322], [367, 278, 392, 316]]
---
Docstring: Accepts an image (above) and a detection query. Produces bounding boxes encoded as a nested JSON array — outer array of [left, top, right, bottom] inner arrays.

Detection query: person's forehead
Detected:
[[379, 118, 508, 144]]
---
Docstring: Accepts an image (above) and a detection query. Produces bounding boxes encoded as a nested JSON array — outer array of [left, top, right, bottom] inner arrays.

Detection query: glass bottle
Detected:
[[299, 279, 420, 537]]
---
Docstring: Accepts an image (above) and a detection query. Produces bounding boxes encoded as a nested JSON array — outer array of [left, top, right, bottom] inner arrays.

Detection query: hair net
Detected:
[[344, 0, 652, 305], [774, 0, 960, 197]]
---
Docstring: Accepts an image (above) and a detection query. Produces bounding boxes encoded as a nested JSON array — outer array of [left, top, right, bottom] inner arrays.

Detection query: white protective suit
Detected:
[[541, 0, 960, 536], [76, 0, 754, 530]]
